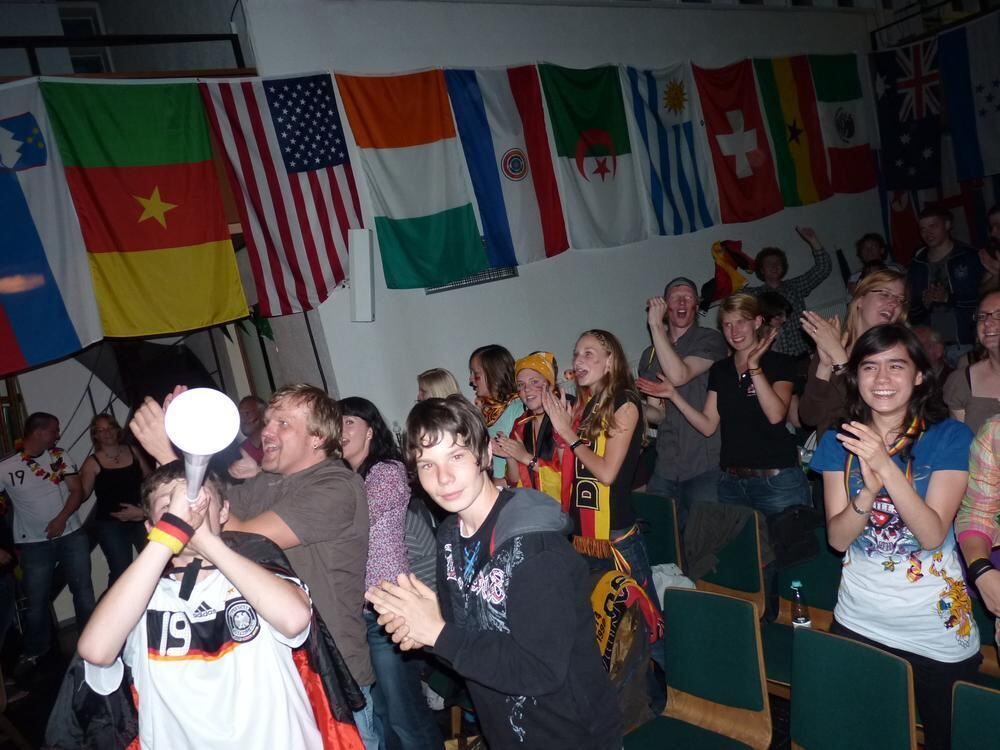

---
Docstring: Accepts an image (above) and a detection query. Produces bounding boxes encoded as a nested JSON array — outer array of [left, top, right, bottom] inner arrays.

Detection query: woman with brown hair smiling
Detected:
[[469, 344, 524, 484]]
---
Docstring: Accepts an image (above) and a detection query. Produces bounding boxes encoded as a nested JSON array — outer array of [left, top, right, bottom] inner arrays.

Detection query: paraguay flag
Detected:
[[0, 79, 102, 375], [445, 66, 568, 266]]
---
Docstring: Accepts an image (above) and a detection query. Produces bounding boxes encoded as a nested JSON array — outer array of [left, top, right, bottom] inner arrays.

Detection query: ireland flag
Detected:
[[337, 69, 487, 289], [538, 64, 645, 249]]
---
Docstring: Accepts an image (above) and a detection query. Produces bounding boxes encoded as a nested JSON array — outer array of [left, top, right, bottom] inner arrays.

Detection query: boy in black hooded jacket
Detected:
[[366, 396, 621, 749]]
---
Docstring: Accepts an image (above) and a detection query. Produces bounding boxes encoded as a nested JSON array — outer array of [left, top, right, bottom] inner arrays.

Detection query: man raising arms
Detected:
[[637, 278, 728, 526]]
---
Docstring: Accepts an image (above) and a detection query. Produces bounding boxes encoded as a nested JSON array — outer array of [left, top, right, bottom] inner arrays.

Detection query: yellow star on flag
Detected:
[[133, 186, 178, 228]]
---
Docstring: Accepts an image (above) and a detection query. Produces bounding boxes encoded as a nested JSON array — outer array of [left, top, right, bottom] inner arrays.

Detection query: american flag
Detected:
[[200, 73, 363, 316]]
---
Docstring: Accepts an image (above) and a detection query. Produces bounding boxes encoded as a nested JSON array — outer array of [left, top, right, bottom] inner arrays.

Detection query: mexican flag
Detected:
[[809, 54, 878, 194], [41, 81, 246, 336], [538, 64, 645, 249]]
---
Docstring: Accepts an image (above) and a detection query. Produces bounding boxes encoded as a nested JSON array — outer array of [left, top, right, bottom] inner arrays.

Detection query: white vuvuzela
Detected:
[[164, 388, 240, 500]]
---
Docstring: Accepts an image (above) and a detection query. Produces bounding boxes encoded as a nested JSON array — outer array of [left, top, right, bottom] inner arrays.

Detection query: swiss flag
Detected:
[[693, 60, 783, 223]]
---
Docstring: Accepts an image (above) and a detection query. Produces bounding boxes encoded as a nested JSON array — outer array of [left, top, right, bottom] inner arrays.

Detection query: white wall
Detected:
[[244, 0, 883, 426], [98, 0, 254, 72], [0, 0, 253, 77], [0, 1, 74, 76], [18, 354, 130, 617]]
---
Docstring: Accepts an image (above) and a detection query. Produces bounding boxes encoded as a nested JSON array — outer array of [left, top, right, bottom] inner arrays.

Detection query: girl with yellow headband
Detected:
[[493, 351, 566, 500]]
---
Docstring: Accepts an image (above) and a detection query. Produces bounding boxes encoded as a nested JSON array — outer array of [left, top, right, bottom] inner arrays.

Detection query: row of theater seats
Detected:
[[628, 492, 1000, 749]]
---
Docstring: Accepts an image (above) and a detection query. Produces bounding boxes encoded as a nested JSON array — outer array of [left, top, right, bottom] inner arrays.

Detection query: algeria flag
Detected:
[[538, 64, 645, 249]]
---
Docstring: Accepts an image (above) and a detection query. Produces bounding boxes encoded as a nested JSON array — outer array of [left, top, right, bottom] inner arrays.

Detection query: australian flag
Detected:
[[872, 40, 943, 190]]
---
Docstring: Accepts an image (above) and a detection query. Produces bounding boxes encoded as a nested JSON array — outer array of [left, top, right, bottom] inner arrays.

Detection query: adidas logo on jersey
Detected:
[[191, 601, 217, 621]]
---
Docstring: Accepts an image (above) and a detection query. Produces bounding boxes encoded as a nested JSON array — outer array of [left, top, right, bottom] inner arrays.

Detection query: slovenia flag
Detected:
[[0, 79, 102, 375]]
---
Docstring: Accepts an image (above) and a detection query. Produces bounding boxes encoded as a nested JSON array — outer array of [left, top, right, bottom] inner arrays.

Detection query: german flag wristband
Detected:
[[148, 513, 195, 554]]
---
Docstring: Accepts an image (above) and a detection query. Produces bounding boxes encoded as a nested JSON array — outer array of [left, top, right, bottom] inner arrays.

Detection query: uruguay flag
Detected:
[[445, 66, 568, 267], [623, 64, 719, 236], [0, 79, 102, 375], [939, 13, 1000, 181]]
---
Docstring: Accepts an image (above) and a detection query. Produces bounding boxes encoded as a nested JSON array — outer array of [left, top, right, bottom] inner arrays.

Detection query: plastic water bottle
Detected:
[[791, 580, 812, 628]]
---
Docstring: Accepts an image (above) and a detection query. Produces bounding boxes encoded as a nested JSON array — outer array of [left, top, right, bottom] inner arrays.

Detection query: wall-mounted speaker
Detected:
[[349, 228, 375, 322]]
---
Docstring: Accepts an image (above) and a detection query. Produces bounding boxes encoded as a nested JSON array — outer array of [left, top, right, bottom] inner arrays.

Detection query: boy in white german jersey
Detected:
[[77, 461, 323, 749]]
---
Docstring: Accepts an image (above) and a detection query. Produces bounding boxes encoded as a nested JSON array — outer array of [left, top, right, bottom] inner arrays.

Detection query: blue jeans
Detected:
[[0, 570, 16, 651], [646, 468, 720, 529], [91, 519, 145, 587], [353, 683, 382, 750], [717, 466, 810, 517], [20, 528, 95, 658], [366, 610, 443, 750]]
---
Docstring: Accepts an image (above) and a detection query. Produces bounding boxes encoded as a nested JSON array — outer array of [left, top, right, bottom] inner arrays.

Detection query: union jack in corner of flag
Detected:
[[872, 40, 943, 191]]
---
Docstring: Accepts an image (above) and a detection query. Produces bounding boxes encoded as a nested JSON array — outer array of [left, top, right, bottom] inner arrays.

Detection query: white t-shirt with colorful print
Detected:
[[812, 418, 980, 663], [84, 569, 321, 750], [0, 448, 81, 543]]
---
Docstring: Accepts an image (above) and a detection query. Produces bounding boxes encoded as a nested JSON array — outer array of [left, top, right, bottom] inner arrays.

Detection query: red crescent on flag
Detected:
[[574, 128, 616, 181]]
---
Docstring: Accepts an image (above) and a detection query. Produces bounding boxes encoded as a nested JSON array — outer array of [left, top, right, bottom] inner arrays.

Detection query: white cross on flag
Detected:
[[716, 111, 757, 178], [693, 60, 782, 223]]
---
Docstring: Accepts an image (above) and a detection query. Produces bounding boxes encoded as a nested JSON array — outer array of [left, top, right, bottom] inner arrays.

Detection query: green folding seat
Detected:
[[696, 510, 765, 618], [625, 588, 771, 750], [631, 491, 682, 569], [952, 680, 1000, 749], [761, 525, 843, 696], [791, 628, 916, 750]]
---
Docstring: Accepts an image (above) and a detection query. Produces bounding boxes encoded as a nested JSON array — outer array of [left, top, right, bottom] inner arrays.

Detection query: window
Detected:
[[58, 3, 113, 74]]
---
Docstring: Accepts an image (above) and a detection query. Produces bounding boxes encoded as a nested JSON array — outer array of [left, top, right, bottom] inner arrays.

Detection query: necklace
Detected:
[[104, 446, 124, 463], [733, 355, 751, 382], [21, 448, 67, 485]]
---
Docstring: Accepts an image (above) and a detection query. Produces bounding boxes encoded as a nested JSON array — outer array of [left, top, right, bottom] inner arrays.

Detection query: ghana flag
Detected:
[[753, 56, 832, 207], [41, 81, 246, 337]]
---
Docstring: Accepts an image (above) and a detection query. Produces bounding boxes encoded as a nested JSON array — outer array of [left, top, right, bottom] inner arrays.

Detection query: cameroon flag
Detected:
[[41, 82, 247, 337], [753, 56, 832, 207]]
